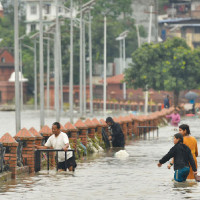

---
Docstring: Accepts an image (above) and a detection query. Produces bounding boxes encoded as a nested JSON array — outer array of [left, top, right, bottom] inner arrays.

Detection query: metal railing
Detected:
[[16, 139, 24, 167], [35, 149, 75, 172], [0, 143, 6, 173], [137, 126, 159, 138]]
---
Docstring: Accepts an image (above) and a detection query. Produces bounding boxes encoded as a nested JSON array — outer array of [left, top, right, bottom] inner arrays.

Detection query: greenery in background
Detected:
[[125, 37, 200, 106], [0, 0, 147, 99]]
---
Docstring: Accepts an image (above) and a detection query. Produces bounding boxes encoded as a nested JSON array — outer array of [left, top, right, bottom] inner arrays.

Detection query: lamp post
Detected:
[[22, 43, 38, 110], [39, 0, 45, 127], [14, 0, 21, 133], [103, 15, 107, 117], [88, 10, 93, 116], [54, 0, 60, 122], [83, 19, 86, 117], [144, 4, 153, 115], [116, 30, 129, 100], [69, 0, 74, 123], [79, 0, 96, 118]]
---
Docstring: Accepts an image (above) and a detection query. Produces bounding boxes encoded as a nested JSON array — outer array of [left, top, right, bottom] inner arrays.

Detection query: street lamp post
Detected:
[[103, 15, 107, 117], [34, 38, 38, 110], [79, 2, 83, 117], [144, 4, 153, 115], [39, 0, 45, 127], [116, 31, 129, 101], [83, 19, 86, 117], [54, 0, 60, 122], [46, 37, 50, 110], [69, 0, 74, 123], [88, 10, 93, 116], [14, 0, 21, 133], [19, 41, 23, 110]]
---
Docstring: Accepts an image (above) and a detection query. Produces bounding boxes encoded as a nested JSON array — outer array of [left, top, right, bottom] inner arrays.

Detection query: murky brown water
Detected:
[[1, 112, 200, 200]]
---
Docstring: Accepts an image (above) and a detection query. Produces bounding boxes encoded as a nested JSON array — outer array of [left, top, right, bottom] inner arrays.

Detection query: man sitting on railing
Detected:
[[35, 122, 77, 172]]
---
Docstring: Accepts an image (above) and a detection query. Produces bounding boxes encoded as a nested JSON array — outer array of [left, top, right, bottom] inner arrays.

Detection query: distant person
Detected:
[[166, 109, 180, 127], [35, 122, 77, 171], [189, 99, 195, 114], [164, 95, 170, 109], [157, 133, 197, 182], [106, 117, 125, 148]]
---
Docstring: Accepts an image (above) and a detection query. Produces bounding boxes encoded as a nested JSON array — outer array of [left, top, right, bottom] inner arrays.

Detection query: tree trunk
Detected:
[[174, 90, 179, 108]]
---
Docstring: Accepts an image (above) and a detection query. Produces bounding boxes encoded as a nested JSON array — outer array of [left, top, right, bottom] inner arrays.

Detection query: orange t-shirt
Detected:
[[183, 136, 198, 179]]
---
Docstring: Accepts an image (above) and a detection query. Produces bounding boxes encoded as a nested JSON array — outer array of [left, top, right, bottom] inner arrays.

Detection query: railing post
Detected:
[[75, 120, 88, 147], [0, 133, 18, 179], [63, 122, 78, 150], [92, 118, 103, 141], [85, 119, 96, 139], [14, 128, 36, 174]]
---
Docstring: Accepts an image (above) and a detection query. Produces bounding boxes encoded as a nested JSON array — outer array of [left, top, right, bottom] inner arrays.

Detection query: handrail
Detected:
[[137, 126, 159, 137], [35, 149, 75, 172]]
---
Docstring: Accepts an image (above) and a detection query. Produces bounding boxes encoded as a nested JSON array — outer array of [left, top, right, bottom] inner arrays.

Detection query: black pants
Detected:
[[58, 156, 77, 171]]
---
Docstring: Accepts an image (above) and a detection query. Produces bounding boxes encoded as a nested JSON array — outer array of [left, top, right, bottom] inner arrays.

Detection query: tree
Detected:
[[125, 37, 200, 106]]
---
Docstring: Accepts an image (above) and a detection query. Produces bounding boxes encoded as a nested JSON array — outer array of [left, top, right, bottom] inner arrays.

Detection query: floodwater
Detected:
[[1, 112, 200, 200]]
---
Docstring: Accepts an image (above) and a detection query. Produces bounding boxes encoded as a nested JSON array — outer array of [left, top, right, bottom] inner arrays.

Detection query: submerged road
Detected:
[[0, 113, 200, 199]]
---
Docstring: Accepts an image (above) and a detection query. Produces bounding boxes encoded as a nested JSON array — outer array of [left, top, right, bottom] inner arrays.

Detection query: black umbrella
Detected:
[[185, 91, 198, 100]]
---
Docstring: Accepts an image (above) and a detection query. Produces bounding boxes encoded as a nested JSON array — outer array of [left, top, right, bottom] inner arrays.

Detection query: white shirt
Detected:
[[45, 132, 72, 162]]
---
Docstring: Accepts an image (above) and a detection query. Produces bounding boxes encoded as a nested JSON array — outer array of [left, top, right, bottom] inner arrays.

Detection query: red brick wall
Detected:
[[0, 67, 14, 81], [0, 50, 14, 63]]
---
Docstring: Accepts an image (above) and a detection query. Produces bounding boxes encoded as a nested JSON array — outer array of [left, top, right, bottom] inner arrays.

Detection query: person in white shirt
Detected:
[[35, 122, 77, 171]]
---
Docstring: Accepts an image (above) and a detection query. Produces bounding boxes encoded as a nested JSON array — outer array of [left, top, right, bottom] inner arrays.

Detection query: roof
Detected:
[[159, 17, 192, 23], [100, 74, 124, 84]]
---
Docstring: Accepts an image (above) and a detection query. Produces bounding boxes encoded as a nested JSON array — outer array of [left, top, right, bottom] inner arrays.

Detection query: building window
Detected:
[[44, 4, 51, 14], [30, 5, 37, 15], [0, 91, 2, 103], [31, 24, 36, 32], [1, 57, 5, 63]]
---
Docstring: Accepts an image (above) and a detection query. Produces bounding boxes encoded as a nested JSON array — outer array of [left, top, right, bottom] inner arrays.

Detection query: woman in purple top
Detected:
[[166, 109, 181, 127]]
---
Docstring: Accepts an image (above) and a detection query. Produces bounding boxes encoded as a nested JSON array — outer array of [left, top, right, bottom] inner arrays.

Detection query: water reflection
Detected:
[[0, 116, 200, 199]]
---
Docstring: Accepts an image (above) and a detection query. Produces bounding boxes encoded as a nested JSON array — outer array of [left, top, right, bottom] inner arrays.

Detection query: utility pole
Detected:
[[79, 1, 83, 117], [46, 37, 50, 110], [39, 0, 45, 127], [136, 24, 141, 48], [14, 0, 21, 133], [83, 19, 86, 117], [88, 10, 93, 116], [19, 41, 23, 110], [55, 0, 60, 122], [58, 20, 63, 113], [69, 0, 74, 123], [123, 37, 126, 100], [103, 15, 107, 117], [34, 38, 38, 110]]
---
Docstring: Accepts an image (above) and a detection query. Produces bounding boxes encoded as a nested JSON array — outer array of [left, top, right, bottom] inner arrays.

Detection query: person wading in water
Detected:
[[106, 117, 125, 148], [35, 122, 77, 171], [157, 133, 198, 182]]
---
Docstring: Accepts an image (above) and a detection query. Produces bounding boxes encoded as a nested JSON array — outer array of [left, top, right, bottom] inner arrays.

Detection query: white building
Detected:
[[22, 0, 72, 34]]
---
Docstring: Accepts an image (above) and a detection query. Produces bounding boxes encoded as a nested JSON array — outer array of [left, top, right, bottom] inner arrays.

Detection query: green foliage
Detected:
[[0, 0, 147, 99], [125, 37, 200, 105]]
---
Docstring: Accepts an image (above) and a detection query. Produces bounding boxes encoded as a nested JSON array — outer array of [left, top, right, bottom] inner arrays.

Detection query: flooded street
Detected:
[[1, 112, 200, 199]]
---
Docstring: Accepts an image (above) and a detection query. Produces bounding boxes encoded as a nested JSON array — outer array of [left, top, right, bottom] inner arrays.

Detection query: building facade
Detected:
[[22, 0, 71, 34]]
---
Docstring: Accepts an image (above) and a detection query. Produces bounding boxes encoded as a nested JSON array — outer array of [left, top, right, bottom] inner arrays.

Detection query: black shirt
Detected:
[[159, 143, 197, 171], [110, 122, 125, 148]]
